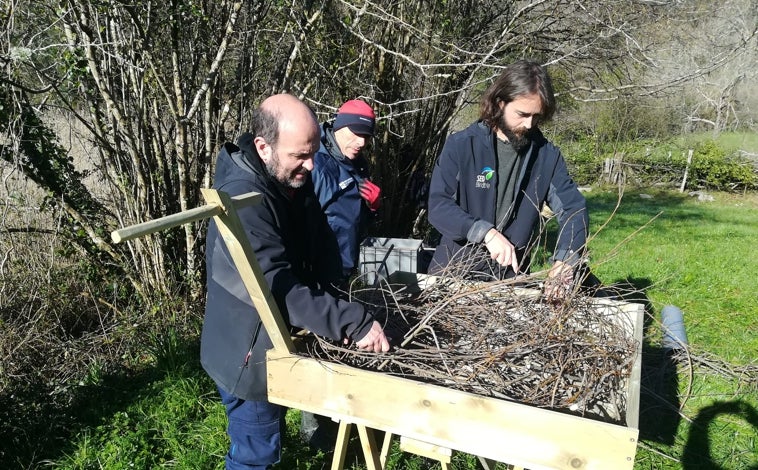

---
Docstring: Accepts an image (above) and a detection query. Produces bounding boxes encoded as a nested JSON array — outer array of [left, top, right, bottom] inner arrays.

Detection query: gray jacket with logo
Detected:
[[427, 121, 587, 278]]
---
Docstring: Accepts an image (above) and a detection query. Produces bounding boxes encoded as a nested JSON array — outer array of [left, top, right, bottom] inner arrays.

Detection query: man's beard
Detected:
[[501, 121, 533, 153], [265, 150, 309, 189]]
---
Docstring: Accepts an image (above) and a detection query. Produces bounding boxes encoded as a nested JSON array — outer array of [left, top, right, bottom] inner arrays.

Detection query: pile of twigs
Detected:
[[301, 274, 640, 425]]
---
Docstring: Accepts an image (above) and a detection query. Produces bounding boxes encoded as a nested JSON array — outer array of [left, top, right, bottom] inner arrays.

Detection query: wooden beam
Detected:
[[356, 425, 383, 470], [331, 421, 353, 470], [201, 189, 294, 353], [111, 191, 262, 243], [399, 436, 452, 463]]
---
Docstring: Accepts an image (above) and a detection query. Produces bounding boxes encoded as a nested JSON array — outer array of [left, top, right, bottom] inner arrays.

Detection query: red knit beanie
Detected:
[[333, 100, 376, 136]]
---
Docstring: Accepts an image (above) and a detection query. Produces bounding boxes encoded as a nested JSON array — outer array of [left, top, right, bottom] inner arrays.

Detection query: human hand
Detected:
[[483, 229, 519, 273], [358, 180, 381, 211], [353, 320, 390, 352], [544, 260, 574, 302]]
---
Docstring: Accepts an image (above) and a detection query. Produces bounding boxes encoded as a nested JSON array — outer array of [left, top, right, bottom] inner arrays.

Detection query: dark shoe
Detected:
[[300, 412, 339, 452]]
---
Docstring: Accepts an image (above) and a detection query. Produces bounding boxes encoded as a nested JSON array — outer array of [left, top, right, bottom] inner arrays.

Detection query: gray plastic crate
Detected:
[[359, 237, 423, 285]]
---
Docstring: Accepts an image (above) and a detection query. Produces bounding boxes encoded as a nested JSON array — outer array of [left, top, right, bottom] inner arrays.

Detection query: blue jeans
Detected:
[[217, 385, 284, 470]]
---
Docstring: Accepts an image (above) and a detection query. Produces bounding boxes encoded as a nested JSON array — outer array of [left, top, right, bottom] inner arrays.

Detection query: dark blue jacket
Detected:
[[201, 136, 375, 401], [311, 124, 372, 275], [428, 121, 587, 278]]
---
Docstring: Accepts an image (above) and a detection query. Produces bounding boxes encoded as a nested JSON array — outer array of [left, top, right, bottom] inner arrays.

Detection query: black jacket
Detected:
[[428, 122, 588, 278], [201, 136, 376, 401]]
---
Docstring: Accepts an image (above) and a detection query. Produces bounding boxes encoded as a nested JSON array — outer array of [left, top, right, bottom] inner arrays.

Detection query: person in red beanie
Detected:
[[304, 99, 382, 450], [311, 99, 381, 280]]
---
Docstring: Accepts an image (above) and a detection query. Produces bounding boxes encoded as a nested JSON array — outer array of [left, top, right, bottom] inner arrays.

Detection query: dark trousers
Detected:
[[217, 385, 284, 470]]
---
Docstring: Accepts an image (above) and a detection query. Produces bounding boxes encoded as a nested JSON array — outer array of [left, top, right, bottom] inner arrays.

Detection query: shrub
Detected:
[[689, 140, 757, 191], [560, 136, 757, 191], [559, 135, 604, 186]]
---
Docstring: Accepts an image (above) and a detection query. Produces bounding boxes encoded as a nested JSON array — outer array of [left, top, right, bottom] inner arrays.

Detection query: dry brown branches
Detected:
[[301, 273, 640, 425]]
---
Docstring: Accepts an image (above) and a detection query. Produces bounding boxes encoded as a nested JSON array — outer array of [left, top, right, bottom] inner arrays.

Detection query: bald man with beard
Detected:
[[202, 94, 390, 469]]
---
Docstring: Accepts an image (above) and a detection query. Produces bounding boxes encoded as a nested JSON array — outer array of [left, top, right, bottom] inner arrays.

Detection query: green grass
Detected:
[[56, 375, 227, 469], [675, 131, 758, 156], [585, 189, 758, 363], [2, 189, 756, 469], [586, 189, 758, 470]]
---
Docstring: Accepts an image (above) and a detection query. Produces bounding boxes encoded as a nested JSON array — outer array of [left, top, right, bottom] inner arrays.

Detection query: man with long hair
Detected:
[[428, 60, 592, 298]]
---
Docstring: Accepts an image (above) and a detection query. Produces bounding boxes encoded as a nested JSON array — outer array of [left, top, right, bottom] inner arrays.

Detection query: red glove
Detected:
[[358, 180, 381, 211]]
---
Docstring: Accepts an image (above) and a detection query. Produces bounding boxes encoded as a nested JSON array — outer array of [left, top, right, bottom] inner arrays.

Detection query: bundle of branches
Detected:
[[301, 273, 640, 425]]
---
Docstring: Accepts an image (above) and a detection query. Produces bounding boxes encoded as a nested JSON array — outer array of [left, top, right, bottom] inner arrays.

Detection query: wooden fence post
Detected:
[[680, 149, 693, 192]]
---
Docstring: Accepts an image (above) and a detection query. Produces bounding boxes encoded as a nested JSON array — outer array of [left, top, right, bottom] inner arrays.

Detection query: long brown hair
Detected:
[[480, 60, 556, 129]]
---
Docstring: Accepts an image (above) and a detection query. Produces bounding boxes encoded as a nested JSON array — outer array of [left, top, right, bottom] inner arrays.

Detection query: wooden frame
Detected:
[[112, 189, 643, 470], [266, 294, 642, 470]]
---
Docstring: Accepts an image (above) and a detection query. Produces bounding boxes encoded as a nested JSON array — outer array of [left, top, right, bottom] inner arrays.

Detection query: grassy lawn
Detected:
[[2, 188, 756, 469], [586, 189, 758, 363], [585, 189, 758, 470], [677, 131, 758, 156]]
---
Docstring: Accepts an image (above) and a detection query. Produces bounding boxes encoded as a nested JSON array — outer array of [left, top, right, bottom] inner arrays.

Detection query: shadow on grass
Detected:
[[603, 276, 686, 449], [638, 344, 682, 446], [681, 400, 758, 470]]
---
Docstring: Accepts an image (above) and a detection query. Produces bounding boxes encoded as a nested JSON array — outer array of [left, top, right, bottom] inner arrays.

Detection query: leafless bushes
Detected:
[[1, 190, 125, 396], [1, 247, 119, 396]]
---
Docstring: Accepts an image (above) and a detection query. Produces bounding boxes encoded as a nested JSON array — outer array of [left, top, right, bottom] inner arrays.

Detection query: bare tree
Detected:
[[574, 0, 758, 134], [3, 0, 755, 303]]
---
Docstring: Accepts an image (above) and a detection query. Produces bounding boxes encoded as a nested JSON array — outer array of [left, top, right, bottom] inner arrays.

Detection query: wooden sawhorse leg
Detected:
[[331, 423, 507, 470], [330, 422, 383, 470], [331, 421, 352, 470]]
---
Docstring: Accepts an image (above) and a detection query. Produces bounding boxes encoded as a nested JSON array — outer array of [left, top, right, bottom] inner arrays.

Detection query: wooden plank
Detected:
[[591, 298, 644, 429], [267, 350, 639, 470], [356, 425, 382, 470], [628, 302, 644, 430], [110, 191, 262, 243], [201, 189, 295, 353], [399, 436, 452, 463], [379, 431, 393, 467]]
